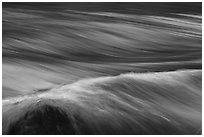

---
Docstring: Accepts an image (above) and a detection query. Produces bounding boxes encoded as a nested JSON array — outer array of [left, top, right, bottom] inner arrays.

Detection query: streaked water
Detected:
[[2, 3, 202, 135]]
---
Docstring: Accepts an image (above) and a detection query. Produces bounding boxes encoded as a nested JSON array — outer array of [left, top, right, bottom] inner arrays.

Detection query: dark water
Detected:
[[2, 3, 202, 135]]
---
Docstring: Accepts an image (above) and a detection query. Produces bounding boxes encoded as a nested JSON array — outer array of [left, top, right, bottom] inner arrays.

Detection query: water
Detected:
[[2, 3, 202, 135]]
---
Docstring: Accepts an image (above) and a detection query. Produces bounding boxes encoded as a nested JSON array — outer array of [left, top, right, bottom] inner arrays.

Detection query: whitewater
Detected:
[[2, 3, 202, 135]]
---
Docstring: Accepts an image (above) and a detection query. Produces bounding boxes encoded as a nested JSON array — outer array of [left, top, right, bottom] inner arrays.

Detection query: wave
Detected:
[[2, 4, 202, 98], [2, 3, 202, 135], [3, 69, 201, 134]]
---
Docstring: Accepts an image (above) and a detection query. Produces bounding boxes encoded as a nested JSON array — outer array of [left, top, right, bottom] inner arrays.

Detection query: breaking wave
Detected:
[[2, 3, 202, 135], [3, 70, 202, 134]]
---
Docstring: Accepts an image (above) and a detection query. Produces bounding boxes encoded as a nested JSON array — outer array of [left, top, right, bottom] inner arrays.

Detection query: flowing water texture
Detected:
[[2, 3, 202, 135]]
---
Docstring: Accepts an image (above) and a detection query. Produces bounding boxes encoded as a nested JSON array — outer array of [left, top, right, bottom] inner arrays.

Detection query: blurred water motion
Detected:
[[2, 69, 202, 134], [2, 3, 202, 135], [2, 3, 201, 98]]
